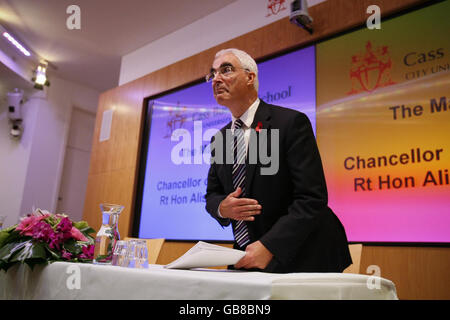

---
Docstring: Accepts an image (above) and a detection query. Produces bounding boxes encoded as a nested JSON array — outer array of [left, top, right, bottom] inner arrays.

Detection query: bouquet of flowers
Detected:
[[0, 209, 96, 272]]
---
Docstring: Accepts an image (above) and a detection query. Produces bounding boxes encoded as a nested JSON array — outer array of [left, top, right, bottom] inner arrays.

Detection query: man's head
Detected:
[[208, 49, 258, 112]]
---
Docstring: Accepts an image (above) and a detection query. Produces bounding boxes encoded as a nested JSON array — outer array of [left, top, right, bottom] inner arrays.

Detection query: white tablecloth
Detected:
[[0, 262, 398, 300]]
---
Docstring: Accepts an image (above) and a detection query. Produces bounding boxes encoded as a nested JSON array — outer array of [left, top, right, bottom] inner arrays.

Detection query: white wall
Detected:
[[0, 73, 99, 228], [0, 91, 38, 227], [119, 0, 326, 85]]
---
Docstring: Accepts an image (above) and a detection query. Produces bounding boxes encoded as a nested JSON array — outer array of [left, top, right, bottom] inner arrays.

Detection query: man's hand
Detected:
[[219, 187, 261, 221], [234, 241, 274, 270]]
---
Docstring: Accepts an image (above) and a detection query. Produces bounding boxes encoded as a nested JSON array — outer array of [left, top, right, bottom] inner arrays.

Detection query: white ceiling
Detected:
[[0, 0, 237, 92]]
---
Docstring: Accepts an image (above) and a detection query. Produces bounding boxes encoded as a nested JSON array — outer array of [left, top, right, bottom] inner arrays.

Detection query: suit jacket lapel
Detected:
[[221, 122, 233, 193], [246, 100, 271, 194]]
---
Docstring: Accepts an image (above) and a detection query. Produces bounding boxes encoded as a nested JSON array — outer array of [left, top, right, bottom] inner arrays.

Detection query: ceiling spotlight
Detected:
[[2, 31, 31, 56], [32, 61, 50, 90]]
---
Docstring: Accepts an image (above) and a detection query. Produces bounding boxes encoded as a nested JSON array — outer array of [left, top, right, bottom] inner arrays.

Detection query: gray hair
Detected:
[[215, 48, 259, 92]]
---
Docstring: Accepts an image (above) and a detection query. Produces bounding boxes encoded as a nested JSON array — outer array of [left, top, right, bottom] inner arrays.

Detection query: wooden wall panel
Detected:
[[360, 246, 450, 300], [84, 80, 146, 237], [83, 168, 137, 238], [83, 0, 447, 299]]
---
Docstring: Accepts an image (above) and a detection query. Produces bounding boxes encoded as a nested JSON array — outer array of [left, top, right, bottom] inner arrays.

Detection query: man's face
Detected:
[[211, 53, 250, 106]]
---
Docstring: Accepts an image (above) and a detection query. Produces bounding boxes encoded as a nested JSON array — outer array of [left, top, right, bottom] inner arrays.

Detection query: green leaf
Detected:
[[0, 224, 18, 234], [73, 221, 89, 230], [0, 230, 23, 249], [82, 227, 96, 235], [0, 240, 49, 271], [43, 243, 61, 260], [94, 254, 112, 262], [79, 226, 96, 238], [63, 239, 82, 255], [72, 221, 96, 244], [10, 241, 47, 263], [0, 231, 10, 248], [74, 221, 96, 234], [44, 215, 59, 228], [0, 240, 29, 261]]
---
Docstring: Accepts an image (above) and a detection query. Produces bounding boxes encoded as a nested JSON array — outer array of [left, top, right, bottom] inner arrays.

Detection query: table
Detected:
[[0, 262, 398, 300]]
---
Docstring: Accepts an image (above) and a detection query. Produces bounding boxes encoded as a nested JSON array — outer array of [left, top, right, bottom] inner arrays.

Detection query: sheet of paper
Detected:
[[165, 241, 245, 269]]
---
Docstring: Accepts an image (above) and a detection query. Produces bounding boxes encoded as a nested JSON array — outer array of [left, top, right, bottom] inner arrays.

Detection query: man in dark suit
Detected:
[[205, 48, 352, 273]]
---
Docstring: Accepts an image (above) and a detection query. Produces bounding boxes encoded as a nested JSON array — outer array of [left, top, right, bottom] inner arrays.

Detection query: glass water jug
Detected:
[[93, 203, 124, 264]]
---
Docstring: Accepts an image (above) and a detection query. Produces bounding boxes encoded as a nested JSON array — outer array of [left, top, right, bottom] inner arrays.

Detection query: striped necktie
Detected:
[[232, 119, 250, 248]]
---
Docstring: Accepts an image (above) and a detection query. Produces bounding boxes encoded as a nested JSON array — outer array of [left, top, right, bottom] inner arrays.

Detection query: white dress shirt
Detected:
[[218, 98, 260, 218], [231, 98, 260, 152]]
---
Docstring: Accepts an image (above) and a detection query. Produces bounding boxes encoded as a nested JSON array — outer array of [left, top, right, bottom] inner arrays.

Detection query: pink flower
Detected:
[[70, 227, 88, 241], [49, 233, 63, 250], [32, 221, 54, 242], [54, 217, 73, 242], [79, 245, 94, 260], [61, 250, 72, 260], [56, 217, 73, 233], [16, 214, 50, 236]]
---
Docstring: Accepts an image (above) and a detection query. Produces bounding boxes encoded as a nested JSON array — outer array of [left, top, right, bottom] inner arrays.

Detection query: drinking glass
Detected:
[[134, 240, 149, 269], [126, 240, 136, 268], [126, 240, 148, 269], [112, 240, 128, 267]]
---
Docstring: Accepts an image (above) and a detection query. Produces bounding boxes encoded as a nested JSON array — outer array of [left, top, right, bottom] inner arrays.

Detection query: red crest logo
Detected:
[[347, 41, 396, 95], [266, 0, 287, 17], [164, 104, 188, 139]]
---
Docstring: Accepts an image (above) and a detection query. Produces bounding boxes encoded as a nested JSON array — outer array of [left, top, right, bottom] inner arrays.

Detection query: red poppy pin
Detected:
[[255, 121, 263, 132]]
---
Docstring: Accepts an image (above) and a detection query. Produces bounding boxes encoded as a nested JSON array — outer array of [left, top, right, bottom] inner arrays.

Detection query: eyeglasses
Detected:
[[205, 64, 249, 82]]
